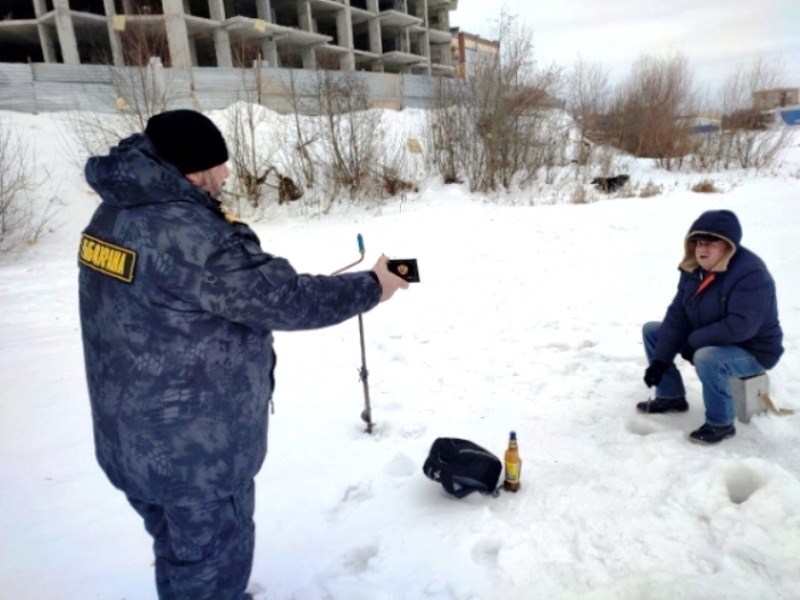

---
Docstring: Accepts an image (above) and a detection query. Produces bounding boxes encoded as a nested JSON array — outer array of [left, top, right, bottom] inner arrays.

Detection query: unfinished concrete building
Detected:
[[0, 0, 458, 75]]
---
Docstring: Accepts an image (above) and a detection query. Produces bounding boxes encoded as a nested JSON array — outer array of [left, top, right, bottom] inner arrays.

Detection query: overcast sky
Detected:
[[450, 0, 800, 103]]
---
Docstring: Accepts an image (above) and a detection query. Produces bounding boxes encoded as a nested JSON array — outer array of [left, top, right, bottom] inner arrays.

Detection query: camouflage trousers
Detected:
[[127, 480, 256, 600]]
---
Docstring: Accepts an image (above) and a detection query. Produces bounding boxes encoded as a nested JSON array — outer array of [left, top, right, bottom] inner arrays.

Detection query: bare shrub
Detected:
[[0, 119, 59, 255], [223, 105, 303, 216], [65, 20, 180, 166], [259, 68, 327, 215], [691, 179, 718, 193], [569, 184, 590, 204], [428, 99, 461, 185], [638, 181, 663, 198], [314, 70, 381, 201], [379, 166, 417, 198], [693, 57, 792, 172], [267, 69, 383, 211], [566, 57, 611, 166], [112, 16, 177, 129], [605, 53, 698, 170], [222, 61, 281, 213], [280, 68, 319, 192], [427, 11, 566, 194], [594, 146, 619, 177]]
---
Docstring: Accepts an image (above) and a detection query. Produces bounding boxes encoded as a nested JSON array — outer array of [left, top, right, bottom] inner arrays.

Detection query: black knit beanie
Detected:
[[145, 109, 229, 175]]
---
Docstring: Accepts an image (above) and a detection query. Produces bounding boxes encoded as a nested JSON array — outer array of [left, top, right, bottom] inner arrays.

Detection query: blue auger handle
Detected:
[[357, 233, 365, 255]]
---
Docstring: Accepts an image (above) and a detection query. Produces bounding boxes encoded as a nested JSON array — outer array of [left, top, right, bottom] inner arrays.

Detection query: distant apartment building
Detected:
[[450, 29, 498, 79], [753, 88, 800, 111], [0, 0, 458, 75]]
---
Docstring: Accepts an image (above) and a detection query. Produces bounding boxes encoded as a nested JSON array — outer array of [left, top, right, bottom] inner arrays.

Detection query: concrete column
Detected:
[[255, 0, 273, 22], [297, 0, 313, 31], [255, 0, 278, 67], [416, 0, 427, 21], [366, 0, 382, 71], [52, 0, 80, 64], [32, 0, 57, 63], [102, 0, 125, 66], [296, 0, 316, 69], [437, 7, 449, 30], [336, 2, 354, 71], [301, 46, 316, 69], [418, 31, 430, 74], [262, 40, 278, 67], [189, 35, 199, 65], [418, 0, 430, 73], [439, 42, 451, 66], [32, 0, 47, 17], [162, 0, 193, 67], [208, 0, 233, 67]]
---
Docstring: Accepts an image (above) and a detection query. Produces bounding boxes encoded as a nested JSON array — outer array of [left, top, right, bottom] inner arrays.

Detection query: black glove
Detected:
[[643, 360, 669, 388], [680, 344, 695, 364]]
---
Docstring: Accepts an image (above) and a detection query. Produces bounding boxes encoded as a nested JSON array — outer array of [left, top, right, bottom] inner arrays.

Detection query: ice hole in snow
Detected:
[[725, 465, 765, 505]]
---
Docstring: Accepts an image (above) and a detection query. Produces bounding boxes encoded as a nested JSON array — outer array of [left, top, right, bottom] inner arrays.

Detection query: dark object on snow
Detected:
[[278, 175, 302, 203], [591, 174, 629, 192], [423, 438, 502, 498], [689, 422, 736, 444], [636, 397, 689, 413]]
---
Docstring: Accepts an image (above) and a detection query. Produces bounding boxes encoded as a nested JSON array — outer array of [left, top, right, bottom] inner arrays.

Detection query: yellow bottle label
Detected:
[[505, 461, 520, 482]]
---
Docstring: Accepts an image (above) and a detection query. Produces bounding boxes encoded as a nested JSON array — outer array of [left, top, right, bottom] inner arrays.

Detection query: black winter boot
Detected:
[[689, 423, 736, 444], [636, 397, 689, 414]]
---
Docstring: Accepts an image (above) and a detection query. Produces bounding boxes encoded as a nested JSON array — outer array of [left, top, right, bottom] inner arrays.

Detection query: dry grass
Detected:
[[691, 179, 718, 193], [570, 184, 590, 204], [638, 181, 663, 198], [380, 168, 416, 197]]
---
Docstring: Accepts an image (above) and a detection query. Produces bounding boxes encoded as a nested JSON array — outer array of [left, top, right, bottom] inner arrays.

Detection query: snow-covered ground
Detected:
[[1, 109, 799, 600]]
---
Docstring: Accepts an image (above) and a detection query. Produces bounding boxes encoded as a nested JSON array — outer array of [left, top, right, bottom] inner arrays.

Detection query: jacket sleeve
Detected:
[[653, 276, 693, 363], [687, 267, 770, 349], [196, 228, 381, 332]]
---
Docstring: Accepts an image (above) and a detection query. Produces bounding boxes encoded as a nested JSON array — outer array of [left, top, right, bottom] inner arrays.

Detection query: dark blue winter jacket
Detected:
[[654, 209, 783, 369], [79, 133, 381, 504]]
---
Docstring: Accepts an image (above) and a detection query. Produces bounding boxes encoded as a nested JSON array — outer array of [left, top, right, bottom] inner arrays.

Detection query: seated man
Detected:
[[639, 209, 783, 444]]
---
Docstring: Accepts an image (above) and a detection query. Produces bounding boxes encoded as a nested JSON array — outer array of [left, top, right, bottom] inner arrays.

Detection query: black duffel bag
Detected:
[[423, 438, 502, 498]]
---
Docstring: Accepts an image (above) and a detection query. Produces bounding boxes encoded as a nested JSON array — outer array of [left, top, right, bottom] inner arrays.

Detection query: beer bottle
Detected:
[[503, 431, 521, 492]]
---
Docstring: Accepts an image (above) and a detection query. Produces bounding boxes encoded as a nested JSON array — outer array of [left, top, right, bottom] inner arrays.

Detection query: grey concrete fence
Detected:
[[0, 63, 440, 115]]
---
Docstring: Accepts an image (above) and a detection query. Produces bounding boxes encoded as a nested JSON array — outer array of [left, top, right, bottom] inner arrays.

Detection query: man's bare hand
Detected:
[[372, 255, 409, 302]]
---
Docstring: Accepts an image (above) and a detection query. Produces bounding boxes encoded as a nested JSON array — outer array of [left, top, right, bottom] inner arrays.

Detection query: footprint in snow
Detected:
[[470, 538, 502, 568], [342, 543, 379, 575], [382, 452, 416, 478], [625, 418, 660, 436], [327, 481, 374, 520]]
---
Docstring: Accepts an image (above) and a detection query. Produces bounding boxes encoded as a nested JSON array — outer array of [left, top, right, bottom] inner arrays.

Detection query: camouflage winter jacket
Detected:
[[79, 133, 381, 504]]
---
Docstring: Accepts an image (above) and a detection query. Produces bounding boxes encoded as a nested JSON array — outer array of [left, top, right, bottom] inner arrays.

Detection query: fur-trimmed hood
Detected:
[[679, 209, 742, 272]]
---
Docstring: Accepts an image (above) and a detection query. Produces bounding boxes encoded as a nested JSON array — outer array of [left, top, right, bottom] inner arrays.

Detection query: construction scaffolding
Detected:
[[0, 0, 458, 76]]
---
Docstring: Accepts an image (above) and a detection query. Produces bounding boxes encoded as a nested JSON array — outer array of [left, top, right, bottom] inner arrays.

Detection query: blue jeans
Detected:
[[127, 480, 255, 600], [642, 322, 765, 426]]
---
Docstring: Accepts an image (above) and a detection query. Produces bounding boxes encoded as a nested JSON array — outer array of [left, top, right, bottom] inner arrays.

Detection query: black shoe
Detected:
[[636, 397, 689, 414], [689, 423, 736, 444]]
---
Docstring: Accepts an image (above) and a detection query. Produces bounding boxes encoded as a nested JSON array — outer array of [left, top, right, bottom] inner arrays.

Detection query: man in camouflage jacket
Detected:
[[78, 110, 407, 600]]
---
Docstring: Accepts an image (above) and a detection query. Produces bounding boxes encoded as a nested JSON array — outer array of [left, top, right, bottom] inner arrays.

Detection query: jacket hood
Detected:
[[84, 133, 214, 210], [679, 209, 741, 272]]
